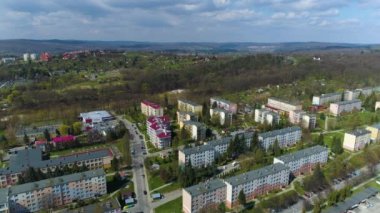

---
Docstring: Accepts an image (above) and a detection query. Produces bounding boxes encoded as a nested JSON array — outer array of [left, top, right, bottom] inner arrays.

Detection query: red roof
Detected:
[[142, 100, 161, 109], [157, 132, 171, 138], [52, 135, 76, 143]]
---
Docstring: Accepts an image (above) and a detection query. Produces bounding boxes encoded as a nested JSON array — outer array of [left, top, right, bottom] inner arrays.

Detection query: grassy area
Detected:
[[153, 182, 181, 194], [154, 197, 182, 213], [353, 178, 380, 194], [148, 174, 165, 191], [312, 131, 344, 149]]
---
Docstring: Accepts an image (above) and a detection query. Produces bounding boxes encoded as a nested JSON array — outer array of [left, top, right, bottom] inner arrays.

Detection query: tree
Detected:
[[316, 133, 324, 145], [217, 202, 226, 213], [43, 129, 51, 141], [72, 122, 82, 135], [238, 189, 246, 206], [313, 201, 321, 213], [111, 156, 120, 171], [23, 133, 30, 144], [331, 136, 343, 154], [55, 129, 61, 136], [59, 125, 70, 135], [273, 139, 282, 156]]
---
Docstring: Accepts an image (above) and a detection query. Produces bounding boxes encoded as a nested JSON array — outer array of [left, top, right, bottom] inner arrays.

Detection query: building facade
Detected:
[[329, 100, 362, 116], [210, 97, 237, 114], [366, 123, 380, 142], [183, 179, 226, 213], [224, 163, 289, 208], [344, 88, 373, 101], [312, 92, 342, 106], [343, 129, 371, 152], [258, 126, 302, 151], [183, 121, 206, 141], [289, 110, 316, 130], [178, 145, 215, 168], [178, 99, 203, 115], [177, 111, 198, 127], [266, 98, 302, 114], [210, 108, 231, 126], [273, 145, 328, 176], [254, 108, 280, 126], [146, 116, 171, 149], [141, 100, 163, 117]]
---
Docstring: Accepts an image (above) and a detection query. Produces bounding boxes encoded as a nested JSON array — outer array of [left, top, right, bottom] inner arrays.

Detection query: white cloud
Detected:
[[213, 0, 230, 7], [202, 9, 257, 21]]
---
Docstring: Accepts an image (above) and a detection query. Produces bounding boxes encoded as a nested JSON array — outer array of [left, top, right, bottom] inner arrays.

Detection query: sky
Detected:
[[0, 0, 379, 43]]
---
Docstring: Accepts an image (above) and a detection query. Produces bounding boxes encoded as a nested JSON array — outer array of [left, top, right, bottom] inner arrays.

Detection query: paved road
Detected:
[[118, 116, 151, 213], [150, 189, 182, 209]]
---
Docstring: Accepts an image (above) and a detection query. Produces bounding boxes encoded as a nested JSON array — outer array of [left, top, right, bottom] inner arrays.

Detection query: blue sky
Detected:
[[0, 0, 379, 43]]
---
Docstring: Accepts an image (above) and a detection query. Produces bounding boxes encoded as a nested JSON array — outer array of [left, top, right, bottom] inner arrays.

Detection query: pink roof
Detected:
[[142, 100, 161, 109], [35, 140, 47, 145], [52, 135, 76, 143], [157, 132, 171, 138]]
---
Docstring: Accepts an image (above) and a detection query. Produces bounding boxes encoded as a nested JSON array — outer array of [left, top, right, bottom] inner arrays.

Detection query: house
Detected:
[[329, 100, 362, 116], [141, 100, 163, 117], [210, 97, 237, 114], [182, 121, 206, 141], [258, 126, 302, 151], [343, 129, 371, 152], [80, 111, 114, 129]]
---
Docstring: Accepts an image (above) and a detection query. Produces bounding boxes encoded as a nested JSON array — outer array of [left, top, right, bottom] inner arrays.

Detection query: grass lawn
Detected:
[[154, 197, 182, 213], [314, 131, 344, 149], [153, 182, 181, 194], [353, 178, 380, 194], [50, 143, 109, 157], [148, 174, 165, 191]]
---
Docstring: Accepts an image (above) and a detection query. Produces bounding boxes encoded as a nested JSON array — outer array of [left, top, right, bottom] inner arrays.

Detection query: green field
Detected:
[[154, 197, 182, 213], [152, 182, 181, 194], [148, 174, 165, 191]]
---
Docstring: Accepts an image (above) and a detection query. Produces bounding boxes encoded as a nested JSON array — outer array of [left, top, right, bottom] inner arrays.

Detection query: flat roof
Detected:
[[370, 123, 380, 130], [180, 144, 214, 155], [268, 97, 301, 106], [80, 110, 113, 120], [332, 99, 361, 106], [178, 99, 201, 107], [206, 136, 233, 147], [184, 179, 226, 197], [259, 126, 301, 139], [316, 92, 342, 98], [210, 97, 234, 105], [9, 169, 105, 196], [274, 145, 328, 164], [183, 120, 205, 127], [347, 129, 371, 137], [224, 163, 288, 186], [324, 187, 379, 213]]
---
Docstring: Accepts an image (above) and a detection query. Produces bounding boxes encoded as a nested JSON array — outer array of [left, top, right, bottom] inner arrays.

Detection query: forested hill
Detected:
[[0, 39, 377, 55]]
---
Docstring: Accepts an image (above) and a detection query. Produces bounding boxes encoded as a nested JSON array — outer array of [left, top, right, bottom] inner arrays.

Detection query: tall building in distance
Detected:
[[312, 92, 342, 106], [254, 108, 280, 126], [329, 100, 362, 116]]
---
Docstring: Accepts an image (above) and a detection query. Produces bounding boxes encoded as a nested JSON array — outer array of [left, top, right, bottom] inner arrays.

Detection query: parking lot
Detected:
[[352, 195, 380, 213]]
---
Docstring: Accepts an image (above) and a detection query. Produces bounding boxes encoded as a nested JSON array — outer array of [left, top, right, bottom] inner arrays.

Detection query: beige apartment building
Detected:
[[366, 123, 380, 142], [266, 97, 302, 114], [178, 99, 203, 115], [343, 129, 371, 151], [140, 100, 163, 117], [329, 100, 362, 116]]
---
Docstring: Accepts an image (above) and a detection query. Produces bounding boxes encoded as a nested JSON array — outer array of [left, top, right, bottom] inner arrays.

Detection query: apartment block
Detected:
[[183, 179, 226, 213], [178, 145, 215, 168], [177, 111, 198, 127], [258, 126, 302, 151], [146, 116, 171, 149], [344, 87, 373, 101], [376, 102, 380, 111], [273, 145, 328, 176], [178, 99, 203, 115], [367, 123, 380, 142], [289, 110, 316, 129], [210, 97, 237, 114], [312, 92, 342, 106], [343, 129, 371, 152], [329, 100, 362, 116], [141, 100, 163, 117], [266, 98, 302, 114], [254, 108, 280, 126], [0, 147, 113, 188], [183, 121, 206, 141], [210, 108, 232, 126], [224, 163, 290, 208], [7, 169, 107, 212]]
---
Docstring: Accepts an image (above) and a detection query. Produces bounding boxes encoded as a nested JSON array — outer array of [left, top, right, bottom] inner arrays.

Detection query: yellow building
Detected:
[[366, 124, 380, 142]]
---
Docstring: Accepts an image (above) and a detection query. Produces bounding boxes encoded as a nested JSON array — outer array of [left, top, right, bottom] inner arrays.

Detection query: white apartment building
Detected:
[[146, 116, 171, 149], [183, 121, 206, 141], [329, 100, 362, 116], [210, 108, 231, 126], [366, 123, 380, 142], [224, 163, 290, 208], [254, 108, 280, 126], [141, 100, 163, 117], [344, 87, 373, 101], [258, 126, 302, 151], [178, 99, 203, 115], [210, 97, 238, 114], [183, 179, 226, 213], [343, 129, 371, 152], [312, 92, 342, 106], [178, 145, 215, 168], [376, 102, 380, 111], [289, 110, 316, 129], [273, 145, 328, 176], [177, 111, 198, 127], [267, 98, 302, 114]]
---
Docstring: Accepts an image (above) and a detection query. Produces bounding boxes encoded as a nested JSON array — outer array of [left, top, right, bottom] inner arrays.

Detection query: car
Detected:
[[143, 190, 147, 195]]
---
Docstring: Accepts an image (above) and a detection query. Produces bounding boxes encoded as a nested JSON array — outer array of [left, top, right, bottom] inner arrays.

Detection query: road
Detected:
[[118, 116, 151, 213]]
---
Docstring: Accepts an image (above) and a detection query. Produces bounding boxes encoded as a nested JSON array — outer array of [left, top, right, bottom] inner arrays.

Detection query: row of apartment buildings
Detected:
[[329, 99, 362, 116], [0, 147, 113, 188], [0, 169, 107, 212], [258, 126, 302, 151], [146, 116, 171, 149], [312, 87, 374, 106], [178, 132, 253, 168], [182, 145, 328, 212]]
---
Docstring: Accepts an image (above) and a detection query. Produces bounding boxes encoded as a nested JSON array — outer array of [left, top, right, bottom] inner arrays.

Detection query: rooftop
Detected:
[[80, 110, 113, 121], [183, 120, 205, 128], [8, 169, 105, 196], [141, 100, 161, 109], [224, 163, 288, 186], [206, 136, 233, 147], [184, 179, 226, 197], [178, 99, 201, 107], [268, 97, 301, 106], [259, 126, 301, 139], [211, 97, 234, 105], [180, 144, 214, 155], [274, 145, 328, 164], [370, 123, 380, 130], [347, 129, 371, 137], [0, 188, 8, 204], [318, 92, 342, 98], [332, 99, 361, 106]]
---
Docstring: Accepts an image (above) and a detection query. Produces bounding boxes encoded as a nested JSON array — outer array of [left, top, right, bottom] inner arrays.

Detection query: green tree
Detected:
[[317, 133, 324, 146], [111, 156, 120, 171], [331, 136, 343, 154], [43, 129, 51, 141], [23, 133, 30, 144], [313, 201, 321, 213], [238, 189, 246, 206], [273, 139, 281, 156], [59, 124, 70, 135], [217, 202, 226, 213], [72, 122, 82, 135]]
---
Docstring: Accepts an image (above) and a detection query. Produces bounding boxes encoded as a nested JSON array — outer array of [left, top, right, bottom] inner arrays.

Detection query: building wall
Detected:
[[267, 98, 302, 113], [329, 101, 362, 116], [343, 133, 370, 151], [366, 126, 380, 142], [259, 129, 302, 151]]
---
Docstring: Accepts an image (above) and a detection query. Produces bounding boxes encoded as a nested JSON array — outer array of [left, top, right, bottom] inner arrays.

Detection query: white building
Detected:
[[146, 116, 171, 149], [210, 97, 237, 114], [273, 145, 328, 176], [343, 129, 371, 152], [30, 53, 37, 61], [1, 57, 16, 64], [224, 163, 289, 208], [178, 99, 203, 115], [177, 111, 198, 127], [376, 102, 380, 111], [141, 100, 163, 117], [183, 121, 206, 141], [329, 100, 362, 116], [178, 145, 215, 168], [312, 92, 342, 106], [210, 108, 231, 126], [80, 110, 114, 128], [344, 88, 373, 101], [267, 98, 302, 114], [258, 126, 302, 151], [289, 110, 316, 129], [254, 108, 280, 126], [23, 53, 29, 62]]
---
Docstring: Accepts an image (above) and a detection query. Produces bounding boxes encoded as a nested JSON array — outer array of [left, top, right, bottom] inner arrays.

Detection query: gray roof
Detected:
[[370, 123, 380, 130], [268, 97, 301, 106], [0, 147, 111, 175], [224, 163, 288, 186], [319, 92, 342, 98], [183, 120, 205, 127], [178, 99, 201, 107], [275, 145, 328, 164], [347, 129, 371, 137], [184, 179, 226, 197], [178, 111, 196, 116], [324, 187, 379, 213], [180, 144, 214, 155], [9, 169, 105, 196], [332, 99, 361, 106], [0, 188, 8, 204], [259, 126, 301, 139], [206, 136, 232, 147], [62, 198, 120, 213], [211, 97, 234, 105]]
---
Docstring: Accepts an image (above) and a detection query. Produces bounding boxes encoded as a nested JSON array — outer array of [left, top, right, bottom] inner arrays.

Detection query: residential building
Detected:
[[210, 97, 238, 114], [344, 88, 373, 101], [178, 99, 203, 115], [62, 198, 121, 213], [258, 126, 302, 151], [7, 169, 107, 212], [183, 179, 226, 213], [16, 124, 61, 141], [1, 57, 15, 64], [343, 129, 371, 151], [80, 111, 114, 129], [178, 145, 215, 168], [210, 108, 232, 126], [23, 53, 29, 62], [224, 163, 290, 208], [0, 188, 8, 213], [40, 52, 52, 62], [329, 100, 362, 116], [366, 124, 380, 142], [254, 108, 280, 126], [177, 111, 198, 127], [376, 102, 380, 111], [30, 53, 37, 61], [183, 121, 206, 141], [141, 100, 163, 117], [205, 137, 233, 156], [273, 145, 328, 176], [266, 98, 302, 114], [312, 92, 342, 106], [0, 147, 113, 188], [289, 110, 316, 129], [146, 116, 171, 149]]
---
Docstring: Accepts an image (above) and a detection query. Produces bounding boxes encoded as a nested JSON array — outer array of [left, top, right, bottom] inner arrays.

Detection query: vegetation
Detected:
[[154, 197, 182, 213]]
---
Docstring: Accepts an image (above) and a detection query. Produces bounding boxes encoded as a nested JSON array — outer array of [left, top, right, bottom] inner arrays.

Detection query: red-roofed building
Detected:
[[141, 100, 163, 117], [147, 116, 171, 149], [40, 52, 52, 62]]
